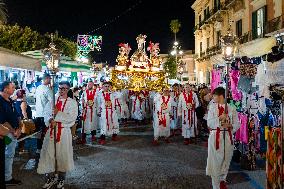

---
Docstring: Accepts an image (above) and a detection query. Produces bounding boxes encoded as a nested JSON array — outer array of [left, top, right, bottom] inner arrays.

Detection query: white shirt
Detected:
[[35, 84, 53, 117]]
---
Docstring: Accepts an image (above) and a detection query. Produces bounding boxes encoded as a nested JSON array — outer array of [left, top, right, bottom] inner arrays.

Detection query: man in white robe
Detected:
[[206, 87, 240, 189], [37, 81, 78, 189], [178, 83, 200, 145], [80, 80, 98, 144], [170, 83, 180, 135], [152, 88, 172, 145], [97, 82, 119, 145], [131, 91, 146, 124]]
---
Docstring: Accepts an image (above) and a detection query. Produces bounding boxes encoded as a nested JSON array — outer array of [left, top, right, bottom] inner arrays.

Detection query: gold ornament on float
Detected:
[[111, 34, 167, 92]]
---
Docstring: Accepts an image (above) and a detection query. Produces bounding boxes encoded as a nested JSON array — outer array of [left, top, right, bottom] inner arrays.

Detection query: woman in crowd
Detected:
[[14, 89, 32, 154]]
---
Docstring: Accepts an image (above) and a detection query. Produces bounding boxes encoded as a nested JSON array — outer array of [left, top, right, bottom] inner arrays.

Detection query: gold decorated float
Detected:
[[111, 34, 167, 91]]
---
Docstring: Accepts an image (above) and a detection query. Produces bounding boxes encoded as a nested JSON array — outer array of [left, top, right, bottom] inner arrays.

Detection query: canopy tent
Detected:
[[22, 50, 92, 73], [0, 47, 42, 71]]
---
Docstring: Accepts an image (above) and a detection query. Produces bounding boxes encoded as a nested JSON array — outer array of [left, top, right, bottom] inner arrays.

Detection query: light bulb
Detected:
[[225, 46, 233, 57], [174, 41, 179, 46], [179, 50, 183, 55], [171, 50, 177, 55]]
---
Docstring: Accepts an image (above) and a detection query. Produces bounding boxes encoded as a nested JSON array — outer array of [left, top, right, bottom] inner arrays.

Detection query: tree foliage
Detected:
[[170, 19, 181, 35], [0, 24, 77, 58], [163, 56, 177, 79]]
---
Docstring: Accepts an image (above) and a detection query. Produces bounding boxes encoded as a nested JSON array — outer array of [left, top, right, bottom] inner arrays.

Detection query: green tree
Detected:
[[163, 56, 178, 79], [0, 24, 77, 58], [0, 0, 7, 24], [170, 19, 181, 41]]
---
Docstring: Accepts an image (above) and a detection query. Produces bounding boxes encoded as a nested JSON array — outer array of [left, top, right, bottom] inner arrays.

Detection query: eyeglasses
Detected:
[[104, 85, 110, 88], [59, 87, 68, 91]]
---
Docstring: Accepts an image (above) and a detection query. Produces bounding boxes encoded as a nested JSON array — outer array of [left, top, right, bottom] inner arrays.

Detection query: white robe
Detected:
[[97, 91, 119, 136], [81, 89, 99, 133], [206, 103, 240, 178], [131, 94, 146, 121], [170, 91, 180, 129], [178, 91, 200, 138], [121, 89, 130, 119], [37, 97, 78, 174], [153, 95, 172, 139], [114, 91, 129, 120]]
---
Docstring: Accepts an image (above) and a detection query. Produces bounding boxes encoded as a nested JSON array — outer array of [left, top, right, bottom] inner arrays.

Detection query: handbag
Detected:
[[21, 119, 36, 135]]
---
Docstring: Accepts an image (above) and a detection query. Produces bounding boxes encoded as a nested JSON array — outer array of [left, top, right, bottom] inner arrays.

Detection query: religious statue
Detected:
[[116, 43, 131, 66], [129, 34, 150, 71], [147, 41, 162, 72]]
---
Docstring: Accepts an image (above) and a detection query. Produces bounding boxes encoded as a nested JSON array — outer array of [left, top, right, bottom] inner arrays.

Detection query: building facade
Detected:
[[191, 0, 284, 84]]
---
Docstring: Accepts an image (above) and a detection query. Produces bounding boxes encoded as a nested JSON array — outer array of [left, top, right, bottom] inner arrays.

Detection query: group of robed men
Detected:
[[37, 78, 239, 189]]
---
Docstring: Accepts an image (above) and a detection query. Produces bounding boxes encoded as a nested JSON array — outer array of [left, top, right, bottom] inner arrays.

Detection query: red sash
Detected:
[[50, 97, 67, 143], [103, 92, 113, 131], [159, 96, 170, 127], [83, 89, 96, 122], [182, 91, 194, 125], [215, 104, 233, 150]]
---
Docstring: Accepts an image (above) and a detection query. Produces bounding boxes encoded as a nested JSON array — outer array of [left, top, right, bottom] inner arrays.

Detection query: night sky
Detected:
[[5, 0, 195, 65]]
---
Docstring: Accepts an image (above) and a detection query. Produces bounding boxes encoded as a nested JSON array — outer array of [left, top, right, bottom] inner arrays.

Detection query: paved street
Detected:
[[10, 126, 265, 189]]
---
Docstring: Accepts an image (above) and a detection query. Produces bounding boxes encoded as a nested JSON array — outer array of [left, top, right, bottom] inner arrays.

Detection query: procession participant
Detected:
[[206, 87, 240, 189], [170, 83, 180, 135], [97, 82, 119, 145], [114, 89, 130, 123], [37, 81, 78, 189], [131, 91, 146, 125], [80, 80, 98, 144], [152, 87, 172, 145], [35, 73, 53, 154], [121, 89, 130, 121], [178, 83, 200, 145], [141, 90, 151, 122]]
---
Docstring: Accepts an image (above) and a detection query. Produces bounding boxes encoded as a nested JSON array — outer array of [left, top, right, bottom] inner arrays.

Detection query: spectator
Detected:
[[34, 73, 53, 154], [0, 81, 22, 186], [14, 89, 33, 154]]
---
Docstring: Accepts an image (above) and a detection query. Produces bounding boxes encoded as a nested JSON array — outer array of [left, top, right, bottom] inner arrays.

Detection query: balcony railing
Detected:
[[239, 15, 284, 44], [264, 14, 284, 34]]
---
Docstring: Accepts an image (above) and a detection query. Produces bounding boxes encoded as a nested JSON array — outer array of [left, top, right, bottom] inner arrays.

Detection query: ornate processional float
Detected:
[[111, 34, 167, 91]]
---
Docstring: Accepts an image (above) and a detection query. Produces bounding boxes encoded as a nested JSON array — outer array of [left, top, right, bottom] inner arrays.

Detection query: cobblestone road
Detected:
[[10, 126, 265, 189]]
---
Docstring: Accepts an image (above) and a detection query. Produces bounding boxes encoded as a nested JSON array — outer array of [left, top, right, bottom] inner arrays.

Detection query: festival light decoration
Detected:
[[76, 35, 102, 62]]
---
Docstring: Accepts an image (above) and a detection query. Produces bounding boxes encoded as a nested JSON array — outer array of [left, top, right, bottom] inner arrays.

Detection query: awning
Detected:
[[41, 60, 92, 73], [239, 37, 276, 57], [22, 50, 92, 73], [0, 47, 42, 71]]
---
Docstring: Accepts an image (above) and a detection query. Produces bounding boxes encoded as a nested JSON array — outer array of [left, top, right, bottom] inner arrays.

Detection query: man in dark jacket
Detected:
[[0, 81, 22, 187]]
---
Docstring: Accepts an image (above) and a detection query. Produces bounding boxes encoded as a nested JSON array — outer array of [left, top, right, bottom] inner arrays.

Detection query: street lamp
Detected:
[[171, 41, 183, 80], [42, 34, 61, 175]]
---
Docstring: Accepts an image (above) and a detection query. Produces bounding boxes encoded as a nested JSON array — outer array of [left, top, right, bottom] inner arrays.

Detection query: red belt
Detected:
[[50, 124, 64, 143], [213, 128, 233, 150]]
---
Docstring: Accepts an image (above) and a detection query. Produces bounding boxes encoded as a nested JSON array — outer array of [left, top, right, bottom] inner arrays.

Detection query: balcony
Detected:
[[264, 14, 284, 35], [196, 45, 222, 62], [239, 15, 284, 44], [224, 0, 244, 11]]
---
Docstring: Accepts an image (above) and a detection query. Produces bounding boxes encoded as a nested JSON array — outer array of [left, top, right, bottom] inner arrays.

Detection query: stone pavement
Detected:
[[9, 126, 265, 189]]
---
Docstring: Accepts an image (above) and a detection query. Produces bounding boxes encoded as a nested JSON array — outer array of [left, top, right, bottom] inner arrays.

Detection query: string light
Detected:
[[71, 0, 143, 39]]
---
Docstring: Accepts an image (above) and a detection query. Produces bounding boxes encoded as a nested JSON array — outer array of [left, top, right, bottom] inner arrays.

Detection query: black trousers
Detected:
[[34, 117, 46, 150], [0, 139, 5, 189]]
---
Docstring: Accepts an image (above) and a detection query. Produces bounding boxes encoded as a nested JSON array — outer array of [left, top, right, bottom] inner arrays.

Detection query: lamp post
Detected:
[[220, 27, 238, 168], [171, 41, 183, 80], [221, 28, 238, 103], [42, 34, 61, 175]]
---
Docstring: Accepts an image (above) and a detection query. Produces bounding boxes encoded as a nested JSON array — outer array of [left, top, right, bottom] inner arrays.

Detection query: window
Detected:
[[207, 38, 210, 49], [200, 42, 203, 53], [252, 6, 267, 39], [199, 15, 202, 25], [236, 19, 242, 37], [214, 0, 221, 10], [217, 31, 221, 47]]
